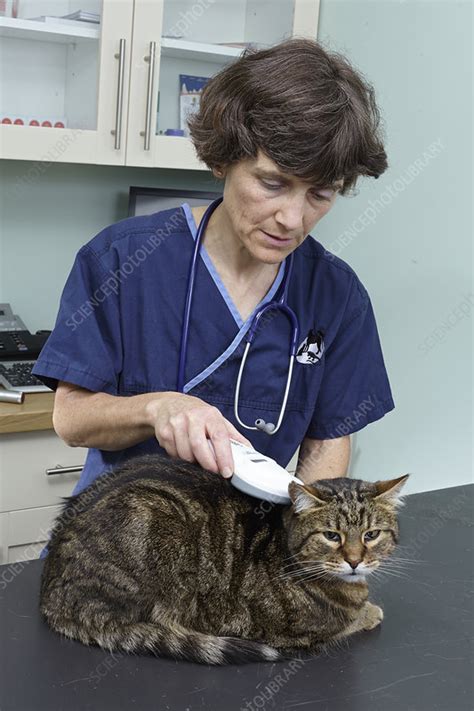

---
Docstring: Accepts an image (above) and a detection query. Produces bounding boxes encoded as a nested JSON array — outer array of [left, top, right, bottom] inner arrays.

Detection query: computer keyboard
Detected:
[[0, 360, 51, 393]]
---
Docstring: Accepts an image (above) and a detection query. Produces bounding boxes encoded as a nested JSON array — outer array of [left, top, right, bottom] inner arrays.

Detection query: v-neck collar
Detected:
[[181, 202, 286, 329]]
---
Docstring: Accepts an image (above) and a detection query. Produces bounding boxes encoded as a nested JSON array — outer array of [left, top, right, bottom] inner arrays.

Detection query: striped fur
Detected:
[[40, 455, 408, 664]]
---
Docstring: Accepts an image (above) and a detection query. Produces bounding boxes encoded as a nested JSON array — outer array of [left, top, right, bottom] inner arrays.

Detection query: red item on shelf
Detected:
[[1, 115, 67, 127]]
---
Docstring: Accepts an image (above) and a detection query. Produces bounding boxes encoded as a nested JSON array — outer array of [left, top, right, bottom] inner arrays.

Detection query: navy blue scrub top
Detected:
[[33, 203, 395, 497]]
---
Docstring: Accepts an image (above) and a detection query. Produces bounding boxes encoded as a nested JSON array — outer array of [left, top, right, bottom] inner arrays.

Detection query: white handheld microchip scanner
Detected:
[[210, 439, 304, 504]]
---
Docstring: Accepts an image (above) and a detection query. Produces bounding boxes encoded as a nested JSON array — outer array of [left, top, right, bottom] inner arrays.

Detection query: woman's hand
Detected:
[[145, 392, 252, 477]]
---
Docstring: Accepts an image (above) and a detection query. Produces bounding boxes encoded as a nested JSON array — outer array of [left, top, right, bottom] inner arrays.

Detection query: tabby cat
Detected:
[[40, 455, 409, 665]]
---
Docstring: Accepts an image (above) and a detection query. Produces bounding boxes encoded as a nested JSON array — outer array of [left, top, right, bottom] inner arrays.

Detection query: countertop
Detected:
[[0, 390, 54, 434], [0, 483, 472, 711]]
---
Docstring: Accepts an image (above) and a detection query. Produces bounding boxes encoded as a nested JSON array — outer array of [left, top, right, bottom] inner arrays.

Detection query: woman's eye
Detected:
[[323, 531, 341, 542], [262, 181, 282, 191], [312, 190, 334, 202], [364, 530, 381, 541]]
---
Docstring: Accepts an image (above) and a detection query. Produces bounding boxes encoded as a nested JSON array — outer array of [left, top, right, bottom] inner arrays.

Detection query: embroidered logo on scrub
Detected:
[[296, 329, 325, 365]]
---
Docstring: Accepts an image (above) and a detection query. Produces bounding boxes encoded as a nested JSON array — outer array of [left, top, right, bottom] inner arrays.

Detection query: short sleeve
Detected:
[[305, 278, 395, 439], [32, 244, 122, 394]]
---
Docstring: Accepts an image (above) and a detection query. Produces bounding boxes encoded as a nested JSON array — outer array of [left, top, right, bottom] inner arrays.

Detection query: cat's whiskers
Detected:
[[278, 558, 325, 571], [382, 560, 415, 571], [281, 552, 301, 563], [372, 567, 410, 580], [276, 564, 324, 578], [298, 571, 332, 583], [285, 565, 331, 581], [276, 560, 302, 571], [394, 547, 430, 563], [370, 571, 409, 586], [388, 557, 422, 565], [275, 562, 327, 582], [279, 560, 311, 570], [378, 562, 410, 571]]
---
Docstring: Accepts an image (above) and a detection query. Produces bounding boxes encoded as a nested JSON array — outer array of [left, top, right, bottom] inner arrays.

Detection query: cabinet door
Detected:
[[0, 504, 63, 564], [0, 0, 134, 165], [0, 430, 84, 512], [126, 0, 320, 170]]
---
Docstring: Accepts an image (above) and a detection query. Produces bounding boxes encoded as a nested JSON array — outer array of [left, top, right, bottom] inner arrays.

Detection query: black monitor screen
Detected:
[[128, 186, 222, 217]]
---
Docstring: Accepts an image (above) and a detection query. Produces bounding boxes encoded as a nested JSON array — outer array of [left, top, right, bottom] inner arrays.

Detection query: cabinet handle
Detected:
[[45, 465, 83, 477], [111, 38, 126, 150], [143, 41, 156, 151]]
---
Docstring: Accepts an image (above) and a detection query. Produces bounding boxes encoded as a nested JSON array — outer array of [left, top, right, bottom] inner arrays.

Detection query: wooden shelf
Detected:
[[0, 16, 99, 44], [0, 391, 54, 434]]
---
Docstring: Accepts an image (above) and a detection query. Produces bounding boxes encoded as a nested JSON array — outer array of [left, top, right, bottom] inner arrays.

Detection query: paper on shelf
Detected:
[[26, 15, 100, 27]]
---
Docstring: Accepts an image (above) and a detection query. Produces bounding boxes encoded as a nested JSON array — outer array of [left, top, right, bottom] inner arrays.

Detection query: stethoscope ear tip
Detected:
[[255, 419, 276, 435]]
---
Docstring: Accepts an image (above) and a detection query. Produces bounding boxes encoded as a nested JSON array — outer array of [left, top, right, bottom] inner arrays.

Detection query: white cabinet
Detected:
[[0, 0, 320, 169], [0, 0, 134, 165], [0, 430, 86, 564]]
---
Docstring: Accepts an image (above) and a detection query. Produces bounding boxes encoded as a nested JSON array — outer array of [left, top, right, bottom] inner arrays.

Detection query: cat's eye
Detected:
[[364, 529, 381, 542], [323, 531, 341, 542]]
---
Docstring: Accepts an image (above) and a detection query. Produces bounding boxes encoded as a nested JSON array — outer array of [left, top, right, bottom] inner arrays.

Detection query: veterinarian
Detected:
[[33, 38, 395, 499]]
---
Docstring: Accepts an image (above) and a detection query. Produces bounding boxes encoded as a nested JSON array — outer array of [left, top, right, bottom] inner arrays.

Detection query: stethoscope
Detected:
[[177, 196, 299, 435]]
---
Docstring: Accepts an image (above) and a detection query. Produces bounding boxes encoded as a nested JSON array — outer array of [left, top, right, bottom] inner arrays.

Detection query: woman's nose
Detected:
[[275, 198, 306, 233]]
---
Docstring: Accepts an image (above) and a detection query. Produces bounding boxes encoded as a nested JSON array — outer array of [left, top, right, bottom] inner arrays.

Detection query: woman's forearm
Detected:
[[52, 383, 168, 451], [295, 435, 351, 483]]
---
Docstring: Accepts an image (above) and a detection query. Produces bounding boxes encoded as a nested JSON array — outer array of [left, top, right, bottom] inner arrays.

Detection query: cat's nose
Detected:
[[345, 558, 362, 569]]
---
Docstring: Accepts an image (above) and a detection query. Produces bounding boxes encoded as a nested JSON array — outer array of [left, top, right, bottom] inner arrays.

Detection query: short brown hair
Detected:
[[188, 38, 388, 195]]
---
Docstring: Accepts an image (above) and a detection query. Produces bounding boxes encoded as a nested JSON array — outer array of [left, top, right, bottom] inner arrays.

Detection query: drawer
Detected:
[[7, 504, 62, 544], [0, 431, 86, 512], [6, 542, 46, 564], [0, 504, 62, 564]]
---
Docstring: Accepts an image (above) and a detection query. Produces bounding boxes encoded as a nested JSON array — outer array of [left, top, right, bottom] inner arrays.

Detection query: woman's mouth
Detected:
[[260, 230, 294, 247]]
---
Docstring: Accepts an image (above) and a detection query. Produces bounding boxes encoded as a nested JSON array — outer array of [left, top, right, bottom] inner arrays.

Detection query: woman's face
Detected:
[[218, 150, 343, 264]]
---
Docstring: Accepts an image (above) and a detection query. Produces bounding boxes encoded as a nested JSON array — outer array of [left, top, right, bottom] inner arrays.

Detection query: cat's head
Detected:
[[285, 475, 409, 584]]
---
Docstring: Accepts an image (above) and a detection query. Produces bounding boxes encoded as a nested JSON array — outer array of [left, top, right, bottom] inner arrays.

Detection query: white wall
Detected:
[[315, 0, 473, 493], [0, 161, 220, 332]]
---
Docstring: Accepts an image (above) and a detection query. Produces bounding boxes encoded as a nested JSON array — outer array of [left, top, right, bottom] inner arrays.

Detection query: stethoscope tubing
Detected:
[[177, 196, 300, 435], [177, 196, 224, 393]]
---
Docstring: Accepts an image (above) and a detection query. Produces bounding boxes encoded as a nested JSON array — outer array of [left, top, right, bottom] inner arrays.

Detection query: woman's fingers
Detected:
[[156, 424, 178, 459], [188, 412, 235, 476], [151, 393, 254, 477], [180, 415, 241, 477], [206, 428, 235, 478], [167, 408, 224, 474], [225, 422, 253, 449], [169, 412, 195, 463], [187, 427, 221, 474]]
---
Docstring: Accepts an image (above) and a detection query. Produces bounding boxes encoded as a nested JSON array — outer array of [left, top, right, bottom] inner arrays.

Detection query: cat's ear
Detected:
[[288, 482, 327, 514], [373, 474, 410, 508]]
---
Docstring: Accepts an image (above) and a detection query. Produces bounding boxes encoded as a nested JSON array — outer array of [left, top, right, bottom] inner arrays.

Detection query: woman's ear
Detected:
[[212, 165, 226, 180]]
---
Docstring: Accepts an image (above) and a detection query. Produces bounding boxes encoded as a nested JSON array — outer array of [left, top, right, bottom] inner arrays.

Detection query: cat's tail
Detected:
[[45, 614, 285, 665]]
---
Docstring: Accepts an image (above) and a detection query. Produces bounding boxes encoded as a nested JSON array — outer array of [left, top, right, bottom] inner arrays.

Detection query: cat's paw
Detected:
[[361, 602, 384, 631]]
